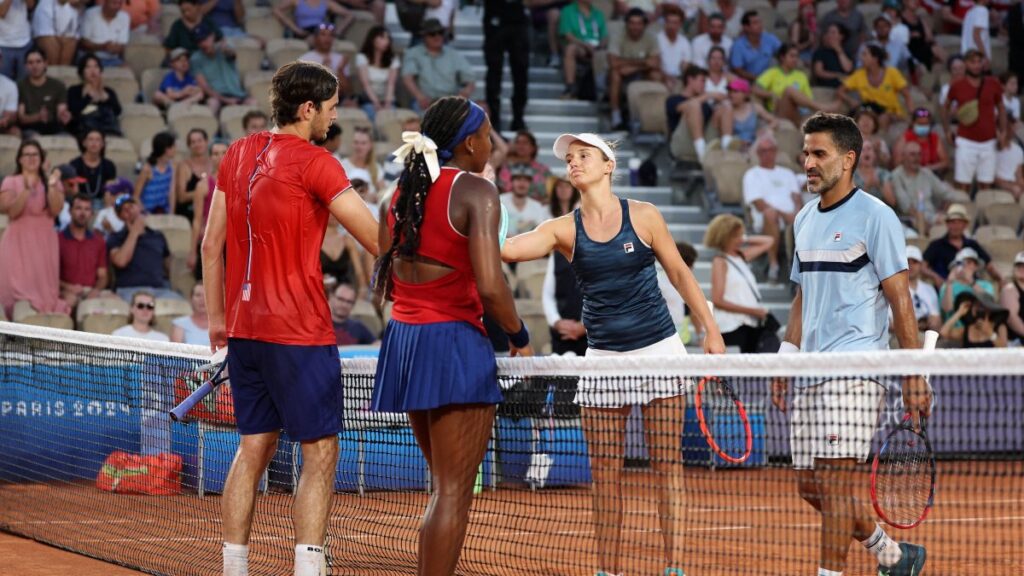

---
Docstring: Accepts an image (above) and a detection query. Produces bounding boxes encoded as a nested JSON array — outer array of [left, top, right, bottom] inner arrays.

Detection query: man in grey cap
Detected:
[[401, 18, 475, 112]]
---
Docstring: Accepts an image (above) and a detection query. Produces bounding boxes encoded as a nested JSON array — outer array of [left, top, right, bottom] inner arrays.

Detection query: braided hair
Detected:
[[372, 97, 473, 307]]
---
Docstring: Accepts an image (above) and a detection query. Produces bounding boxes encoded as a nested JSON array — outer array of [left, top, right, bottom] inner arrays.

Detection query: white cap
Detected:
[[1014, 251, 1024, 266], [954, 247, 980, 265], [906, 245, 923, 262], [552, 133, 617, 169]]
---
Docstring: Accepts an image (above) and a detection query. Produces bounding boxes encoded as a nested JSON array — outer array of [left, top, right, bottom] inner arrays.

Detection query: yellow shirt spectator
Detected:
[[755, 67, 812, 111], [842, 67, 908, 116]]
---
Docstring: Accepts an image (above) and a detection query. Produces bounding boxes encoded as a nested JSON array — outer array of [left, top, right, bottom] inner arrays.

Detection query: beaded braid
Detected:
[[372, 97, 473, 307]]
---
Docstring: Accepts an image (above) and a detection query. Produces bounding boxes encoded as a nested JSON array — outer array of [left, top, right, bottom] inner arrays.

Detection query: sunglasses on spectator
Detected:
[[134, 302, 156, 310]]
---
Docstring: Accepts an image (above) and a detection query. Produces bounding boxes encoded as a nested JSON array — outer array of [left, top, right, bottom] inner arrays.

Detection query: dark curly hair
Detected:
[[372, 97, 473, 306]]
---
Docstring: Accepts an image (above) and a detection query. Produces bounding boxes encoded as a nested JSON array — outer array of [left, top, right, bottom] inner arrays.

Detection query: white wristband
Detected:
[[777, 341, 800, 354]]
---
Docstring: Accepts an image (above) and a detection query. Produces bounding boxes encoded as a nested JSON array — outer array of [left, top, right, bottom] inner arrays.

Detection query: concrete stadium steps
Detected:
[[497, 114, 601, 134], [470, 64, 563, 84], [499, 98, 598, 117], [472, 81, 567, 100]]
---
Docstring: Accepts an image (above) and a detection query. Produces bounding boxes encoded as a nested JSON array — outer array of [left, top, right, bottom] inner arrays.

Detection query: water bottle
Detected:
[[629, 157, 642, 187]]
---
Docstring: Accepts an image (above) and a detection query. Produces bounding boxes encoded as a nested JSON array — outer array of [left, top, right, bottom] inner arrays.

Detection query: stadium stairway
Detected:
[[386, 6, 794, 326]]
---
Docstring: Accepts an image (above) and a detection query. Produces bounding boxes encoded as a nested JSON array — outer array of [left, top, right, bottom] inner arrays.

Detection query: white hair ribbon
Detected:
[[392, 131, 441, 183]]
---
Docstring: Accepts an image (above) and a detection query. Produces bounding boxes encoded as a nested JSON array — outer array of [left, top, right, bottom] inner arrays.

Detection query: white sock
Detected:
[[295, 544, 326, 576], [722, 135, 733, 149], [862, 523, 903, 567], [222, 542, 249, 576], [695, 138, 707, 161], [817, 569, 842, 576]]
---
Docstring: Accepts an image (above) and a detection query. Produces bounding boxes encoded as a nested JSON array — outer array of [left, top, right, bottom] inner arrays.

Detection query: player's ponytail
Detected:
[[372, 97, 473, 307]]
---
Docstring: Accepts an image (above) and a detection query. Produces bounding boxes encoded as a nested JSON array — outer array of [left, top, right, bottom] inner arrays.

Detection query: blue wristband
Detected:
[[506, 320, 530, 349]]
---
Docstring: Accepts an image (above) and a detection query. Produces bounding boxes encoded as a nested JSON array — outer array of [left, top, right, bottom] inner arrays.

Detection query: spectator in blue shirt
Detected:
[[329, 282, 377, 346], [153, 47, 204, 108], [107, 195, 182, 302], [729, 10, 781, 82]]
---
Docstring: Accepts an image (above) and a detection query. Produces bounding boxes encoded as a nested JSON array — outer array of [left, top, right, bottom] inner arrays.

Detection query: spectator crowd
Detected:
[[1, 0, 1024, 350]]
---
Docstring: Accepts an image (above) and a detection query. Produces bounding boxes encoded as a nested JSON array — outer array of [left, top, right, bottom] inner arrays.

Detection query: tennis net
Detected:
[[1, 321, 1022, 575]]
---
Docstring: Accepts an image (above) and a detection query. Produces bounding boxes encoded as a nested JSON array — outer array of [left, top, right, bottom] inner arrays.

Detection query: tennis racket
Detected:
[[169, 348, 229, 422], [870, 330, 938, 529], [694, 376, 753, 464]]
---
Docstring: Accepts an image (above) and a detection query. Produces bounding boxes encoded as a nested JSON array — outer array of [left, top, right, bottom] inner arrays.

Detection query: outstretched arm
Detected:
[[501, 215, 571, 263]]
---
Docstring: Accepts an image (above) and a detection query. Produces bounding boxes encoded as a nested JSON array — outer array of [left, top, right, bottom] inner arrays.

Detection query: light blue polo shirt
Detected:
[[790, 188, 907, 366]]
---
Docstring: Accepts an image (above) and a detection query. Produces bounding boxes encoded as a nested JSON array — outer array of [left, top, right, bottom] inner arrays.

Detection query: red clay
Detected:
[[0, 461, 1021, 575]]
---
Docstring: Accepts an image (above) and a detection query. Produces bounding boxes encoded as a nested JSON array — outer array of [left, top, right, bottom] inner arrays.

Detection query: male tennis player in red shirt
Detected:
[[202, 61, 379, 576]]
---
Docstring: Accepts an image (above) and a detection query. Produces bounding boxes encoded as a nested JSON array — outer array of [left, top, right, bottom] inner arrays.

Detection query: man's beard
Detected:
[[807, 169, 840, 195]]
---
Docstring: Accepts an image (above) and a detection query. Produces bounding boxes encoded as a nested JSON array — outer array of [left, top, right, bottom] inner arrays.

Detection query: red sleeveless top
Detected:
[[387, 167, 485, 333]]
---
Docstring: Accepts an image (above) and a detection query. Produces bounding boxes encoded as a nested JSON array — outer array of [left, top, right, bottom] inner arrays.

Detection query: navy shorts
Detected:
[[227, 338, 343, 442]]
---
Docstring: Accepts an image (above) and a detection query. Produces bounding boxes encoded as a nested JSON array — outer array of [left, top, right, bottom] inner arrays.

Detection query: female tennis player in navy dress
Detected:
[[371, 97, 533, 576], [502, 133, 725, 576]]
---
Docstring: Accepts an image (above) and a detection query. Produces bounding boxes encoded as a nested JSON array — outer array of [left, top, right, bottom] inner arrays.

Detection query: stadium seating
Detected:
[[351, 299, 383, 337], [125, 34, 166, 80], [266, 38, 309, 69], [154, 298, 193, 336], [974, 224, 1019, 246], [103, 67, 140, 107], [167, 103, 220, 143], [981, 203, 1023, 232], [12, 301, 74, 330], [0, 134, 19, 176], [76, 297, 131, 335], [219, 105, 261, 141], [121, 104, 167, 154], [374, 107, 419, 148], [627, 81, 669, 136], [231, 36, 266, 78], [105, 137, 140, 178], [36, 135, 79, 167]]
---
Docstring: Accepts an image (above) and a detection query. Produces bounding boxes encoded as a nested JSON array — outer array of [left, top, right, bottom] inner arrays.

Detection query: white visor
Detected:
[[552, 133, 616, 170]]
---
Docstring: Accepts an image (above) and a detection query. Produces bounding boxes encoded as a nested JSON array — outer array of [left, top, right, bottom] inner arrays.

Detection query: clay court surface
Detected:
[[1, 461, 1021, 575]]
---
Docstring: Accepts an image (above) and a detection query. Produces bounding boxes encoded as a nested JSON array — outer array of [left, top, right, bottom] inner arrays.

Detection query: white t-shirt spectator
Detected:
[[79, 6, 130, 60], [299, 50, 349, 76], [910, 280, 940, 323], [961, 4, 990, 58], [657, 30, 691, 78], [0, 74, 17, 115], [690, 33, 733, 69], [0, 0, 31, 48], [94, 205, 125, 235], [424, 0, 456, 29], [1004, 93, 1021, 122], [996, 141, 1024, 182], [742, 164, 800, 231], [499, 193, 548, 236], [112, 325, 171, 342], [32, 0, 79, 38], [354, 52, 401, 103]]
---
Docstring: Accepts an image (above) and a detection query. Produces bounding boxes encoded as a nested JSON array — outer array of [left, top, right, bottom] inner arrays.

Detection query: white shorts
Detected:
[[954, 137, 997, 185], [576, 333, 692, 408], [790, 378, 885, 470]]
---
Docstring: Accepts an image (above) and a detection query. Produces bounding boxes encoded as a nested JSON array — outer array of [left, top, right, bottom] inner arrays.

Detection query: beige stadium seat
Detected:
[[76, 297, 131, 334], [774, 123, 804, 165], [105, 137, 139, 178], [125, 35, 166, 79], [231, 36, 265, 78], [627, 81, 668, 135], [147, 214, 193, 257], [975, 189, 1016, 212], [343, 10, 376, 50], [245, 9, 284, 43], [266, 38, 309, 69], [121, 103, 167, 153], [332, 40, 358, 65], [708, 154, 751, 205], [36, 135, 79, 167], [814, 0, 837, 19], [974, 224, 1018, 245], [139, 68, 164, 105], [103, 67, 140, 106], [0, 214, 8, 244], [12, 301, 74, 330], [515, 299, 551, 356], [935, 34, 961, 57], [244, 70, 276, 113], [169, 255, 196, 298], [220, 104, 260, 141], [986, 238, 1024, 264], [374, 107, 419, 147], [167, 103, 219, 142], [981, 203, 1023, 230], [160, 4, 181, 38], [811, 86, 836, 105], [48, 65, 79, 88], [928, 223, 947, 240], [335, 107, 373, 157], [0, 134, 19, 175], [154, 297, 193, 335], [350, 299, 382, 337]]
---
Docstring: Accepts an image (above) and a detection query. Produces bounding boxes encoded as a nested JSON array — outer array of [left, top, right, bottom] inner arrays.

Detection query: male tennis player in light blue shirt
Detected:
[[771, 113, 932, 576]]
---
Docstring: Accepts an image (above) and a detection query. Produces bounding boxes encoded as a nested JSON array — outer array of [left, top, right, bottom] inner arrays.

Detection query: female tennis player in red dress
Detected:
[[371, 96, 533, 576]]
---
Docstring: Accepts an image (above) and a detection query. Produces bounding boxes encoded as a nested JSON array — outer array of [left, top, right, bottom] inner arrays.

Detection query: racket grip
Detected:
[[169, 381, 216, 422]]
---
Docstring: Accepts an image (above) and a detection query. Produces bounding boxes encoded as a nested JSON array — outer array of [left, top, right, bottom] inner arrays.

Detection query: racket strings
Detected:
[[877, 429, 933, 525]]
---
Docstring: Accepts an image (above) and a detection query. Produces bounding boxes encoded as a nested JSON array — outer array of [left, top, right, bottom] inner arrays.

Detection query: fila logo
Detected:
[[623, 242, 634, 253], [826, 433, 840, 447], [833, 232, 842, 242]]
